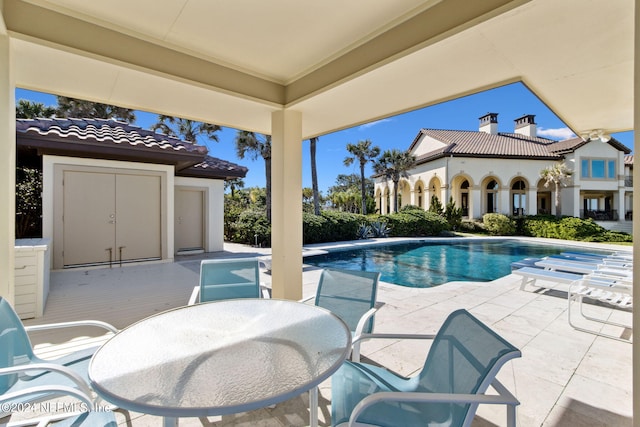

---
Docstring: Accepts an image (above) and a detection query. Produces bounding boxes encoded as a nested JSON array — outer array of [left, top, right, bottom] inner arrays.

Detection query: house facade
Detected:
[[375, 113, 632, 231], [17, 118, 247, 269]]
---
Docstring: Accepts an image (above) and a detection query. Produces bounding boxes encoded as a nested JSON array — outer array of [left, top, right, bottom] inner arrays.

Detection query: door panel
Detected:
[[175, 189, 204, 252], [115, 174, 162, 261], [63, 171, 116, 266]]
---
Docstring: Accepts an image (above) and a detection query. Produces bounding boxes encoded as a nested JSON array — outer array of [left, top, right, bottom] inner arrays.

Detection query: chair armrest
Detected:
[[260, 284, 271, 299], [298, 295, 315, 304], [351, 332, 436, 363], [187, 286, 200, 306], [347, 381, 519, 427], [24, 320, 118, 335], [0, 363, 92, 397]]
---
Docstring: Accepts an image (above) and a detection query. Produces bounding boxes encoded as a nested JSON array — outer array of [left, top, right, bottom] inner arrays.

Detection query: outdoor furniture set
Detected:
[[1, 258, 522, 426], [513, 250, 633, 342]]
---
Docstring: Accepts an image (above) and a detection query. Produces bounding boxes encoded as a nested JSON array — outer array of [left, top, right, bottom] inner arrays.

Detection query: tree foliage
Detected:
[[373, 149, 416, 213], [344, 139, 380, 215], [540, 161, 573, 218], [151, 115, 221, 144], [56, 96, 136, 122], [235, 131, 272, 220], [16, 99, 56, 119]]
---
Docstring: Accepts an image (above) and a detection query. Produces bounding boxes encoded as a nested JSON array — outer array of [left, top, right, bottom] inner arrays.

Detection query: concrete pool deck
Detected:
[[6, 237, 633, 426]]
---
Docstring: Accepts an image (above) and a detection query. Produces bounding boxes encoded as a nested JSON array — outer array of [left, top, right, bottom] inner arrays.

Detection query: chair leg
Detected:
[[568, 290, 632, 342], [507, 404, 517, 427]]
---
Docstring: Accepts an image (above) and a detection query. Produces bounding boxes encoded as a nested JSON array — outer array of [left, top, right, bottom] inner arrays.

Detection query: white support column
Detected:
[[617, 187, 625, 221], [500, 186, 510, 215], [470, 185, 481, 220], [0, 24, 16, 304], [270, 109, 303, 300], [527, 188, 537, 216]]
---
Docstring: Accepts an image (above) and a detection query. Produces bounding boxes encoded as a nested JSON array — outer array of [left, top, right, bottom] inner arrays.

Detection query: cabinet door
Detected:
[[115, 174, 162, 261], [63, 171, 116, 266]]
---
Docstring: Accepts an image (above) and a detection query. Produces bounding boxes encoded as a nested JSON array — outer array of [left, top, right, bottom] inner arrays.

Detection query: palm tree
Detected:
[[151, 115, 221, 144], [16, 99, 56, 119], [235, 131, 272, 220], [540, 161, 573, 218], [56, 96, 136, 122], [344, 139, 380, 214], [224, 178, 245, 197], [373, 149, 416, 213], [310, 137, 321, 215]]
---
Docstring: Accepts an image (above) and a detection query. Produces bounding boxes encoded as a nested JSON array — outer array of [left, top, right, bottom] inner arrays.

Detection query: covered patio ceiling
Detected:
[[2, 0, 634, 138]]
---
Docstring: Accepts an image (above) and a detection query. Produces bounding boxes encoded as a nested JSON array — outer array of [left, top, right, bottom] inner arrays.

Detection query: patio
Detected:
[[6, 240, 632, 427]]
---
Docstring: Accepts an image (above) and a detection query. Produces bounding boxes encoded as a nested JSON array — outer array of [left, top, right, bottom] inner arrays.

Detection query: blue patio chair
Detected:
[[188, 257, 270, 305], [331, 309, 521, 427], [301, 268, 381, 360], [0, 297, 118, 419]]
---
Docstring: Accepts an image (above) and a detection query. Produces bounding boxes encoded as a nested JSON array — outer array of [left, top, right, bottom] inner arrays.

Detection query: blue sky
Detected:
[[16, 82, 634, 194]]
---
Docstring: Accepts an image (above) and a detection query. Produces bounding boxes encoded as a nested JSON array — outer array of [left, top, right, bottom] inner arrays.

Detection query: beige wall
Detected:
[[174, 176, 225, 253]]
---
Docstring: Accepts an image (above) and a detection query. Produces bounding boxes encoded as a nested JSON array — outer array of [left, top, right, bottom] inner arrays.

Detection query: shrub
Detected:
[[355, 223, 373, 239], [459, 219, 486, 234], [303, 212, 328, 244], [369, 220, 390, 238], [444, 196, 463, 230], [482, 213, 516, 236], [386, 209, 450, 237], [522, 215, 631, 242], [230, 208, 271, 246]]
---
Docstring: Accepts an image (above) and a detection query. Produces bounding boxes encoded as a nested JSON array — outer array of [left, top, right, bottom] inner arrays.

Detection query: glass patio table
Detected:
[[88, 299, 351, 427]]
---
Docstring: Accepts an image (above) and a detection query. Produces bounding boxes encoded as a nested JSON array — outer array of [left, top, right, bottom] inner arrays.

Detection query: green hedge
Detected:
[[385, 209, 450, 237], [521, 215, 631, 242], [482, 213, 516, 236]]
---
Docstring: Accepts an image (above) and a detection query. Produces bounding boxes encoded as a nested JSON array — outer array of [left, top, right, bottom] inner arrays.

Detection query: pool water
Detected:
[[304, 240, 606, 288]]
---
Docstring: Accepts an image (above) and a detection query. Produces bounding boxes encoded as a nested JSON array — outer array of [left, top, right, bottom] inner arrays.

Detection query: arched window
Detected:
[[511, 179, 526, 216], [460, 180, 469, 216], [486, 179, 498, 213]]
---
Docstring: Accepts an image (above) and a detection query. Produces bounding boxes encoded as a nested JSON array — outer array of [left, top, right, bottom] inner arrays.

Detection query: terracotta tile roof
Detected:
[[16, 118, 247, 179], [413, 129, 631, 164], [16, 118, 207, 155], [180, 156, 248, 179]]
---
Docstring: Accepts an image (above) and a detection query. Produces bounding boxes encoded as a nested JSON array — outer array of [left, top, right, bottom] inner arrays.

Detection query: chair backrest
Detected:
[[0, 297, 36, 393], [199, 258, 261, 302], [314, 268, 380, 333], [418, 309, 521, 426]]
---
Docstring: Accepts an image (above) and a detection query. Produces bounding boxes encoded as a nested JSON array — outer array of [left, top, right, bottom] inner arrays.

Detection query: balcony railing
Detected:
[[580, 209, 619, 221], [625, 176, 633, 187]]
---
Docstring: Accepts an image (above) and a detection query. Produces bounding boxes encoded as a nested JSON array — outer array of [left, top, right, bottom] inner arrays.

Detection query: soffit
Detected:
[[3, 0, 634, 140]]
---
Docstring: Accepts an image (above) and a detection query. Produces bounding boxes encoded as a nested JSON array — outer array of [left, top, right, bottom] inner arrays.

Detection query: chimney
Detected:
[[479, 113, 498, 134], [514, 114, 537, 137]]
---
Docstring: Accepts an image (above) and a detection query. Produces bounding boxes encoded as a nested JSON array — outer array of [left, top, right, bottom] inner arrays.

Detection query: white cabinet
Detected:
[[14, 238, 51, 319]]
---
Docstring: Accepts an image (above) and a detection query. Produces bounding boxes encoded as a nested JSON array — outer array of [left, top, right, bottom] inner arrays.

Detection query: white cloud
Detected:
[[359, 118, 392, 130], [537, 127, 575, 140]]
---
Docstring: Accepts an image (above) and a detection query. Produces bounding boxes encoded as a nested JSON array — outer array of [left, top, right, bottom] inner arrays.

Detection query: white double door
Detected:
[[63, 171, 162, 267]]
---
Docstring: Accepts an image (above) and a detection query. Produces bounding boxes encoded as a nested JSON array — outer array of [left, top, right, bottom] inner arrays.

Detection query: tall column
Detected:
[[0, 21, 16, 303], [270, 109, 303, 300]]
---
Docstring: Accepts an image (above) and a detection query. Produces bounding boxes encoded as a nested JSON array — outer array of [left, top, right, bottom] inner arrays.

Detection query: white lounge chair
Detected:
[[568, 274, 633, 342], [513, 267, 583, 291], [534, 258, 632, 277]]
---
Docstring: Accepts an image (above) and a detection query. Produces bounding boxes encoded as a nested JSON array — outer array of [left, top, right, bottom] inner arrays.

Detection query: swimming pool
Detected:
[[304, 239, 610, 288]]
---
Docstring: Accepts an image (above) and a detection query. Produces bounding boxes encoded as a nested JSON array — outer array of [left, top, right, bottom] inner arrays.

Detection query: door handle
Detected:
[[106, 248, 113, 268], [119, 246, 126, 267]]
